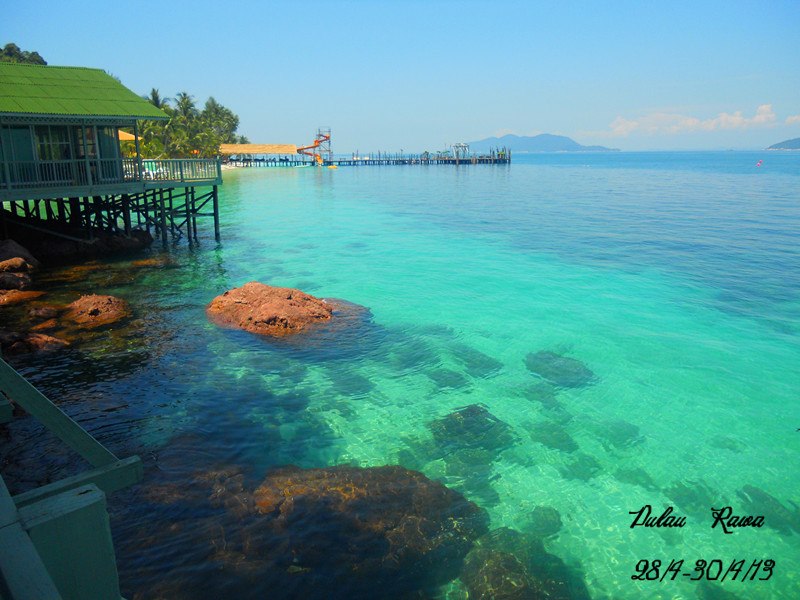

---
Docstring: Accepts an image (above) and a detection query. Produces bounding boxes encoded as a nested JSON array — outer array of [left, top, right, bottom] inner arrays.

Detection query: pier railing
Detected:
[[0, 358, 142, 598], [1, 157, 221, 193]]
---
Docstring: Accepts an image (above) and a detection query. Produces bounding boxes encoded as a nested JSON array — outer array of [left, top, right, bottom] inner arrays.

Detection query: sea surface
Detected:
[[3, 151, 799, 599]]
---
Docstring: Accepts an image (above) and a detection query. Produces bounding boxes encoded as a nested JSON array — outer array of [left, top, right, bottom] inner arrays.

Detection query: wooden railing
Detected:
[[0, 358, 142, 598], [2, 158, 221, 191]]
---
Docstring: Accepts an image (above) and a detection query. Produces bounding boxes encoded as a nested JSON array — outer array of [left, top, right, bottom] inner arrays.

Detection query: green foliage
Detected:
[[137, 89, 247, 158], [1, 42, 47, 65]]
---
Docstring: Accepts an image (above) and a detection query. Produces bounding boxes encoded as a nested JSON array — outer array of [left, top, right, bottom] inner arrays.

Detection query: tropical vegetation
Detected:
[[136, 89, 249, 158], [1, 42, 47, 65]]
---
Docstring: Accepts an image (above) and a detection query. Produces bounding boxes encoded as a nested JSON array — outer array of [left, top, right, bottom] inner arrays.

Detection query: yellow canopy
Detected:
[[219, 143, 298, 155], [118, 130, 136, 141]]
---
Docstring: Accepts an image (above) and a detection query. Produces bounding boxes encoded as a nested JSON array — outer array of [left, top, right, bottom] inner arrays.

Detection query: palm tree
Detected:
[[145, 88, 170, 110]]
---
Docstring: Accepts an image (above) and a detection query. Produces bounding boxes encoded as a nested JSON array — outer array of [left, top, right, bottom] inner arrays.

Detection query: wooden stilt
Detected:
[[212, 185, 220, 242], [159, 190, 168, 248]]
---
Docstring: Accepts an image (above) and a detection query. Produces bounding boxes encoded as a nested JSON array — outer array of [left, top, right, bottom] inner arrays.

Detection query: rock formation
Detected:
[[62, 294, 132, 329], [207, 282, 334, 337]]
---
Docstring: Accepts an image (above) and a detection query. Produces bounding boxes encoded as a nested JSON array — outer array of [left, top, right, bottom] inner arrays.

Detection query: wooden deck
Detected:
[[1, 158, 222, 203]]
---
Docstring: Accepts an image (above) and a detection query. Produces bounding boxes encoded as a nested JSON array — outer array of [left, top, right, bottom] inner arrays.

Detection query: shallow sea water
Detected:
[[3, 151, 799, 599]]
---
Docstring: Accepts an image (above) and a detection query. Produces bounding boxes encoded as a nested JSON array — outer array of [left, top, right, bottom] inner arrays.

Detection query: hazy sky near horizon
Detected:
[[5, 0, 800, 151]]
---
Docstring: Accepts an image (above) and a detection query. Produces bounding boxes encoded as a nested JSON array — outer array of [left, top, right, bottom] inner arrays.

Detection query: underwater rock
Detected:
[[710, 435, 747, 453], [430, 404, 517, 454], [697, 580, 746, 600], [0, 240, 39, 269], [525, 351, 595, 388], [528, 506, 562, 538], [130, 256, 179, 269], [460, 548, 541, 600], [594, 419, 644, 450], [558, 453, 602, 482], [63, 294, 132, 329], [28, 305, 60, 320], [0, 331, 70, 355], [428, 368, 470, 390], [613, 467, 659, 492], [664, 480, 720, 520], [30, 318, 58, 332], [328, 368, 375, 396], [0, 256, 36, 273], [207, 282, 334, 337], [529, 421, 578, 453], [472, 528, 591, 600], [0, 271, 32, 290], [252, 464, 489, 596], [203, 468, 254, 520], [444, 447, 502, 506], [737, 485, 800, 536], [0, 290, 45, 306], [525, 382, 560, 409], [451, 343, 504, 378], [524, 382, 573, 424]]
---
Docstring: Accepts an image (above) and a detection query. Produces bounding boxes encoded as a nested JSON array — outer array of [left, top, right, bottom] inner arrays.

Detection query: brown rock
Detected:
[[30, 319, 59, 332], [63, 294, 131, 329], [0, 257, 36, 273], [28, 305, 60, 320], [0, 331, 69, 355], [0, 272, 32, 290], [131, 256, 178, 269], [207, 282, 333, 337], [0, 290, 46, 306], [0, 240, 40, 269]]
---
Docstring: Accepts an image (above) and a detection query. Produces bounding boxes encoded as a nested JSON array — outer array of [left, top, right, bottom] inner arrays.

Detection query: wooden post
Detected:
[[121, 194, 131, 237], [184, 188, 192, 246], [81, 126, 92, 186], [167, 188, 175, 239], [68, 197, 80, 227], [83, 197, 93, 241], [133, 121, 143, 182], [212, 184, 220, 242], [159, 190, 168, 247], [190, 187, 198, 242]]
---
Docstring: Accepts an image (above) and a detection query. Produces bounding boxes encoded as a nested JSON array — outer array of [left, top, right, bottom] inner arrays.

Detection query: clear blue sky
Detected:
[[5, 0, 800, 151]]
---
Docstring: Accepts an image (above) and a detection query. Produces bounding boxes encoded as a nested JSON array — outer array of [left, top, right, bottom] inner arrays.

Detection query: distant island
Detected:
[[766, 137, 800, 150], [469, 133, 619, 153]]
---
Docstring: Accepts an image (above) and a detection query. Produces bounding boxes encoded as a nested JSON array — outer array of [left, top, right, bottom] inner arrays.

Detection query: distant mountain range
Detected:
[[767, 137, 800, 150], [469, 133, 618, 153]]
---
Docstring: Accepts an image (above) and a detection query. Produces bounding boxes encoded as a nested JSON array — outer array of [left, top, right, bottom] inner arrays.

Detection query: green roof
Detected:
[[0, 63, 168, 120]]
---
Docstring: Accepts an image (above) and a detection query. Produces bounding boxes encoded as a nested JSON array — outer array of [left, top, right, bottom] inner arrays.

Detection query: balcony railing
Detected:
[[0, 358, 142, 598], [2, 157, 221, 192]]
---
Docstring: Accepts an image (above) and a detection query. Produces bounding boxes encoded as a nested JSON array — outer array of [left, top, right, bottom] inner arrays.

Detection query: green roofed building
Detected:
[[0, 62, 221, 247]]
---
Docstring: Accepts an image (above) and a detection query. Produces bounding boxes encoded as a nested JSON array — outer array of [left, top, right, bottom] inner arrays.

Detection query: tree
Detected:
[[1, 43, 47, 65], [137, 89, 247, 158], [145, 88, 170, 110]]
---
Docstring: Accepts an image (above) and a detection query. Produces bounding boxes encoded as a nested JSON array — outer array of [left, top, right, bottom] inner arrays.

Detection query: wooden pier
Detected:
[[225, 150, 511, 168], [222, 134, 511, 168], [328, 151, 511, 167]]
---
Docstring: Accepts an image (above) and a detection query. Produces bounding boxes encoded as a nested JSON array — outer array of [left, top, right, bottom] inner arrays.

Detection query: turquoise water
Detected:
[[4, 151, 800, 598]]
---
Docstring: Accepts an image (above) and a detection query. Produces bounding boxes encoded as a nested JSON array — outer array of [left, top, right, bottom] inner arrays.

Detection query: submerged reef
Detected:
[[429, 404, 517, 454], [737, 485, 800, 536], [529, 421, 579, 453], [248, 464, 490, 596], [461, 527, 592, 600], [525, 351, 595, 388]]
